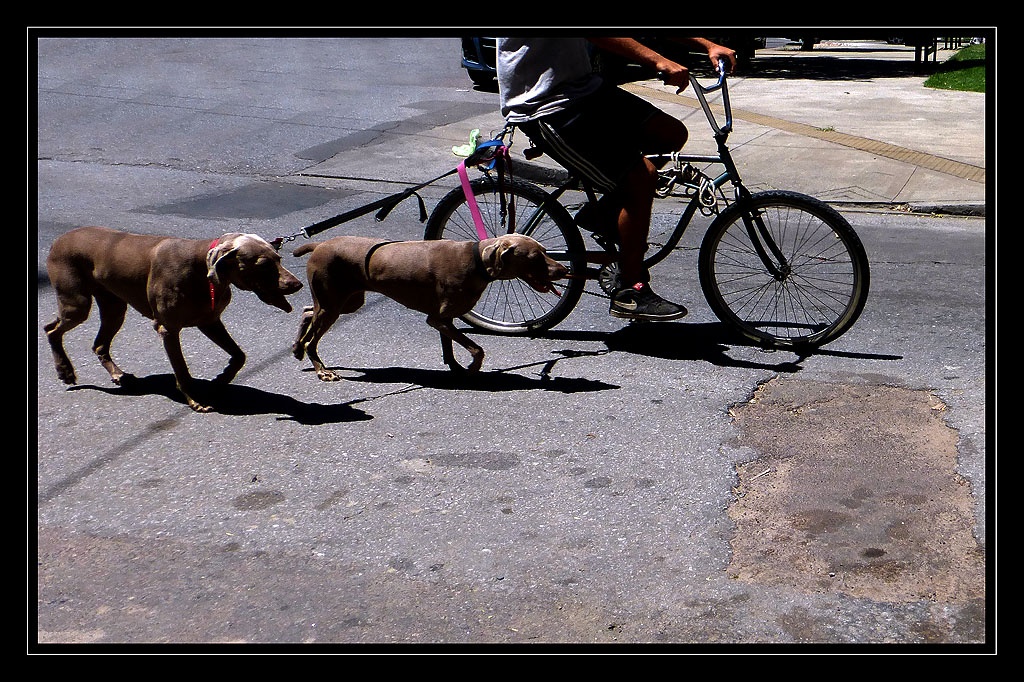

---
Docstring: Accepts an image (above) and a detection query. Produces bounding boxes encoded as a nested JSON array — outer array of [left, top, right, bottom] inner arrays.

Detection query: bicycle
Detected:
[[423, 62, 870, 350]]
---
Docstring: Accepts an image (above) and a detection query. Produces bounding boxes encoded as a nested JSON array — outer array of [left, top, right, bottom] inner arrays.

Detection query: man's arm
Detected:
[[586, 37, 736, 93]]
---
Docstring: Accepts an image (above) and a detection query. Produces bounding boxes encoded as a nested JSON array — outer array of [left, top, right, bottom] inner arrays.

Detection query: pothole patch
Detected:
[[727, 378, 984, 604]]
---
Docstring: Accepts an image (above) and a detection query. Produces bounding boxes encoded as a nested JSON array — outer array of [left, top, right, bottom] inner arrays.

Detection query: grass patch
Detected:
[[925, 43, 986, 92]]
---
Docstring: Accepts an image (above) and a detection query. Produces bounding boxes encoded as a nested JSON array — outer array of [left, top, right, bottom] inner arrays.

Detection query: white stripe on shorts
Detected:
[[534, 120, 618, 193]]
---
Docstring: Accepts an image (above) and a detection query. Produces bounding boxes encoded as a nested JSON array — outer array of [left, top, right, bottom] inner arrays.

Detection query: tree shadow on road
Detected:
[[738, 54, 927, 80]]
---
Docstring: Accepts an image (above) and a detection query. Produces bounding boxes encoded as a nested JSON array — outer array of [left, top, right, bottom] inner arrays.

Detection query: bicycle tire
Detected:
[[424, 176, 586, 334], [698, 190, 870, 349]]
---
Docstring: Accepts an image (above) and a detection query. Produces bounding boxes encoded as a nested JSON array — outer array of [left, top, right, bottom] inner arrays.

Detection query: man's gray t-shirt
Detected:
[[497, 38, 603, 122]]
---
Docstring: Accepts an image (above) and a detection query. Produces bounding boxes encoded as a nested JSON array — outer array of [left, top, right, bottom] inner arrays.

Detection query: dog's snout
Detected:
[[281, 271, 303, 293], [273, 258, 303, 293], [546, 256, 569, 280]]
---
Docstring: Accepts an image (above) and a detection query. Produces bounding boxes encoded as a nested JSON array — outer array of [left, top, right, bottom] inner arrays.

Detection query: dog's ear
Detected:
[[481, 236, 517, 278], [206, 237, 241, 284]]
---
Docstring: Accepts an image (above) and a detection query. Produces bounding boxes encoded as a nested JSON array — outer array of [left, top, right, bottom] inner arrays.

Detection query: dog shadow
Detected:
[[70, 373, 372, 425], [317, 354, 619, 395], [326, 321, 820, 389]]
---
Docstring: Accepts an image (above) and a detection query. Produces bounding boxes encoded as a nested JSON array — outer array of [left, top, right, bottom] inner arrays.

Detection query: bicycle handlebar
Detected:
[[694, 58, 728, 92], [687, 59, 732, 136]]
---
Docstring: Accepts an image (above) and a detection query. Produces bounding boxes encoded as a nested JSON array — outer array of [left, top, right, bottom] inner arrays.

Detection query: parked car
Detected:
[[461, 37, 496, 86]]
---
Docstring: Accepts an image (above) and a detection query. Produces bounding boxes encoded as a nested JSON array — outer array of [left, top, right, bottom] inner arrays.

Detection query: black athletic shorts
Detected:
[[516, 81, 659, 194]]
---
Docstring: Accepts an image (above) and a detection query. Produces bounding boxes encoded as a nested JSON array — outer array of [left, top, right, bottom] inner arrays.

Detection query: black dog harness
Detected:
[[363, 240, 494, 282]]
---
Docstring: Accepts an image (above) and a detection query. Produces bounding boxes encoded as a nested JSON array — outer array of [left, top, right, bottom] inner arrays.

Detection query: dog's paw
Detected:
[[316, 369, 342, 382], [187, 400, 215, 413]]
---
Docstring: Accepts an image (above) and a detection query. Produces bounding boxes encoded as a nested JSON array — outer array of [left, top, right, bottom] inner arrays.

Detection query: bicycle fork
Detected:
[[739, 195, 791, 281], [719, 141, 791, 282]]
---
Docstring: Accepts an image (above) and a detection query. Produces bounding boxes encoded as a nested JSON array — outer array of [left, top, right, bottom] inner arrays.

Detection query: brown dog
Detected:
[[44, 226, 303, 412], [291, 234, 568, 380]]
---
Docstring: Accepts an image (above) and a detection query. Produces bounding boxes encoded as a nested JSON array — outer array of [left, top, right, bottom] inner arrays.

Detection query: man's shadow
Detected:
[[603, 321, 806, 371]]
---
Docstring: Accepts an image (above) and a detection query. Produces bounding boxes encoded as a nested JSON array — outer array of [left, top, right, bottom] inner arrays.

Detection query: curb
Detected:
[[828, 200, 986, 217], [904, 202, 986, 217], [507, 160, 986, 218]]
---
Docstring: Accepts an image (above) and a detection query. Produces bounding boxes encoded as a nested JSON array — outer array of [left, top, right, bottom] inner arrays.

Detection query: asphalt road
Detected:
[[33, 35, 990, 650]]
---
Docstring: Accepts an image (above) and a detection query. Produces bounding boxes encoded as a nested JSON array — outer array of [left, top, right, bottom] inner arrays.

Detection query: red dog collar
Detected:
[[208, 238, 220, 310]]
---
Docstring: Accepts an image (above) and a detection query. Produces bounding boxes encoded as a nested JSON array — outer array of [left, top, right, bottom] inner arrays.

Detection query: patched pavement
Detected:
[[727, 378, 985, 611]]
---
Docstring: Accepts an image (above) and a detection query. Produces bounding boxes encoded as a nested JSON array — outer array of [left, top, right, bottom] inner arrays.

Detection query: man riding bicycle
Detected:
[[496, 37, 737, 321]]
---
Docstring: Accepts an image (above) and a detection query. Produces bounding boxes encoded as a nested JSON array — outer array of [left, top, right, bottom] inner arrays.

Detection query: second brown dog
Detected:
[[291, 234, 568, 380]]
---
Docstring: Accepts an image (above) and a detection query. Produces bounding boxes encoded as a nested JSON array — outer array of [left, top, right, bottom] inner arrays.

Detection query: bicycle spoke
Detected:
[[423, 177, 585, 333], [700, 191, 868, 347]]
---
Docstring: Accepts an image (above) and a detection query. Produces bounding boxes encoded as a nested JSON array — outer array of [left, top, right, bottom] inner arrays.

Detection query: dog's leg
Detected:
[[439, 333, 458, 370], [197, 320, 246, 385], [296, 289, 364, 382], [44, 289, 92, 385], [301, 307, 344, 382], [427, 315, 484, 372], [91, 291, 130, 384], [292, 305, 315, 360], [44, 315, 81, 386], [155, 322, 211, 412]]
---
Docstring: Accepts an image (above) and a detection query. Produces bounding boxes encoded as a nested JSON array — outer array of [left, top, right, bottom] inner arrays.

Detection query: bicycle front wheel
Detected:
[[698, 190, 870, 349], [424, 176, 586, 334]]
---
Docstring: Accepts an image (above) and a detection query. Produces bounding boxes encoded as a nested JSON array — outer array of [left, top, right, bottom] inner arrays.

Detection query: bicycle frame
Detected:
[[535, 62, 791, 281], [428, 61, 868, 346]]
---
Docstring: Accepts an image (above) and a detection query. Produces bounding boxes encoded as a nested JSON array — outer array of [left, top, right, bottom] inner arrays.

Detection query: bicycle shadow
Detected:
[[518, 320, 901, 372], [69, 373, 373, 425]]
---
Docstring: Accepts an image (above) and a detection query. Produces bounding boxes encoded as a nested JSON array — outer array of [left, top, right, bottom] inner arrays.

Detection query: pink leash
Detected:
[[457, 159, 489, 242], [458, 142, 510, 242]]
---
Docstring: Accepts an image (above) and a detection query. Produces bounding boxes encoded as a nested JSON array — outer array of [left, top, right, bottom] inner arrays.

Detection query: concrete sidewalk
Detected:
[[635, 40, 987, 216], [305, 40, 986, 217]]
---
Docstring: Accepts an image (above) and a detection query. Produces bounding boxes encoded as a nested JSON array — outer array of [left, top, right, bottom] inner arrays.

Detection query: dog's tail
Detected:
[[292, 242, 320, 257]]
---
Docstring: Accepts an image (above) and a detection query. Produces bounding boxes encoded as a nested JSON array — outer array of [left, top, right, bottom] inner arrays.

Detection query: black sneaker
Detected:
[[610, 282, 687, 321]]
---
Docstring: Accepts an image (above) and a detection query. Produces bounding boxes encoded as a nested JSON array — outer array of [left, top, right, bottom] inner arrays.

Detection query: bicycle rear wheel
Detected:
[[698, 190, 869, 348], [424, 176, 586, 334]]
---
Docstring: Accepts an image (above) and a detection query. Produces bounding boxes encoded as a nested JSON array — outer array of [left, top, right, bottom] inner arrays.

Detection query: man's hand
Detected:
[[585, 37, 737, 94], [708, 43, 738, 73], [655, 61, 691, 93]]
